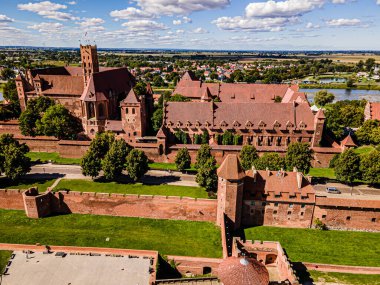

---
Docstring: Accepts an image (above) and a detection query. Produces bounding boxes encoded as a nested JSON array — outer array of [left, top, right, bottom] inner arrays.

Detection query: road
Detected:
[[29, 163, 198, 187]]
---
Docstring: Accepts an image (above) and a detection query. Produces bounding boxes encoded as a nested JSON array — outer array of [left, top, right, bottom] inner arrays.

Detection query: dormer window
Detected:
[[204, 121, 211, 128], [286, 121, 294, 129], [176, 121, 182, 128], [299, 121, 306, 130], [258, 120, 266, 129], [233, 121, 240, 128], [250, 93, 255, 100], [231, 94, 235, 99], [185, 121, 192, 128], [167, 121, 173, 128], [195, 120, 201, 128], [273, 120, 281, 129], [220, 120, 228, 128], [245, 121, 253, 129]]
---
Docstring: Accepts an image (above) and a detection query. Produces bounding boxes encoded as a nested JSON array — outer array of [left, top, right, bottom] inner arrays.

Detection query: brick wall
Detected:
[[166, 255, 222, 276], [0, 189, 25, 210], [0, 120, 20, 136]]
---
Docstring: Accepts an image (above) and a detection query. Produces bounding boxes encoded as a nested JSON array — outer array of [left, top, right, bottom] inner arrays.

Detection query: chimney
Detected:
[[293, 166, 298, 173], [296, 172, 303, 189], [252, 165, 257, 182], [266, 167, 271, 176]]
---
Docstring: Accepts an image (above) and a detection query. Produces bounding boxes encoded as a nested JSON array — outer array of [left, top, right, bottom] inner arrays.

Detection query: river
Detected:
[[0, 92, 3, 101], [300, 88, 380, 103]]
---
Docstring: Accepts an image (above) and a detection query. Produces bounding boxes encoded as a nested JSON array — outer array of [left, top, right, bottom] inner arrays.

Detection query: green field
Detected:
[[27, 152, 81, 165], [308, 168, 336, 179], [354, 145, 375, 155], [0, 209, 222, 258], [55, 179, 209, 199], [244, 227, 380, 266], [0, 177, 55, 192], [309, 271, 380, 285], [0, 251, 12, 274]]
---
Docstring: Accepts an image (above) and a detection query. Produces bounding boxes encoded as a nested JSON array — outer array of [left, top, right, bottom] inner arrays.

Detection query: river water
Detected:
[[300, 88, 380, 103], [0, 92, 3, 101]]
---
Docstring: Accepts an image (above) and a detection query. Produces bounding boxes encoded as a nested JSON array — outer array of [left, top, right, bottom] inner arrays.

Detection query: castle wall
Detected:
[[0, 190, 25, 210]]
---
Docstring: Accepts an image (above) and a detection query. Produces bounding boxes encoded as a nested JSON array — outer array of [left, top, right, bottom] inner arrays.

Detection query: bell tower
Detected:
[[80, 44, 99, 86]]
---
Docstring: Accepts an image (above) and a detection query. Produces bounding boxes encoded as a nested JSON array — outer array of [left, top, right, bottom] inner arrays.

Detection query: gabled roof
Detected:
[[217, 154, 246, 181], [315, 109, 326, 120], [121, 88, 140, 105], [341, 134, 357, 147]]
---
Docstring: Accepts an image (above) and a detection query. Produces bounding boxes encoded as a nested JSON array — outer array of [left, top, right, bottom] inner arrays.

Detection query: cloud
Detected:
[[110, 7, 154, 20], [377, 0, 380, 4], [183, 16, 192, 23], [326, 18, 362, 26], [173, 19, 182, 25], [133, 0, 230, 15], [17, 1, 78, 21], [213, 16, 296, 32], [306, 22, 320, 29], [121, 20, 168, 31], [245, 0, 324, 18], [0, 15, 14, 23], [28, 22, 64, 33], [192, 27, 209, 33], [67, 1, 76, 4], [78, 18, 105, 27]]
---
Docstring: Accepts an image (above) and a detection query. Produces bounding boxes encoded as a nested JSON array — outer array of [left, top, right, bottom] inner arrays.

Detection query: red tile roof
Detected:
[[369, 102, 380, 120], [341, 134, 357, 147], [217, 154, 246, 181], [316, 196, 380, 209]]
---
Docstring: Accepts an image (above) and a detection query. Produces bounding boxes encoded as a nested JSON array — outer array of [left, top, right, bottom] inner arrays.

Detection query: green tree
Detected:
[[285, 142, 313, 173], [169, 94, 191, 102], [81, 151, 102, 179], [195, 144, 212, 169], [201, 130, 209, 144], [36, 105, 83, 139], [133, 82, 147, 96], [153, 75, 165, 87], [222, 130, 233, 145], [314, 90, 335, 107], [0, 134, 31, 180], [239, 145, 258, 170], [360, 150, 380, 185], [196, 157, 218, 192], [126, 149, 149, 181], [334, 149, 361, 185], [18, 97, 55, 137], [346, 78, 354, 88], [174, 147, 191, 172], [102, 139, 131, 180], [0, 79, 21, 120], [1, 68, 16, 80], [355, 120, 380, 145], [365, 58, 376, 71], [254, 153, 286, 171]]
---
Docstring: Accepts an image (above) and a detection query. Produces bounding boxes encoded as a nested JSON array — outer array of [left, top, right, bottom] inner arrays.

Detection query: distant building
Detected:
[[364, 101, 380, 121]]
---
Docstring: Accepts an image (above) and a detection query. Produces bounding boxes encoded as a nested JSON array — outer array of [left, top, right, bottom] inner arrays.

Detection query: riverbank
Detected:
[[300, 83, 380, 91]]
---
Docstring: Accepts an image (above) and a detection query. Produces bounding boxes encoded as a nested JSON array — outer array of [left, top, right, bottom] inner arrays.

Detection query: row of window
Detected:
[[250, 201, 307, 208], [321, 215, 377, 222], [251, 209, 305, 217], [126, 108, 136, 115]]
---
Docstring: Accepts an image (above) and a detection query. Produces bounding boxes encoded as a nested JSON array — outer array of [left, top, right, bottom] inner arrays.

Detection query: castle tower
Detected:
[[217, 154, 246, 230], [311, 109, 325, 147], [120, 89, 147, 143], [15, 75, 28, 111], [80, 44, 99, 86]]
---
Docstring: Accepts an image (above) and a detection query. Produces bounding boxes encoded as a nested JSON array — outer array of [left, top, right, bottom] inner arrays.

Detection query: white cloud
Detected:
[[192, 27, 209, 33], [326, 18, 362, 26], [0, 15, 14, 22], [183, 16, 192, 23], [306, 22, 320, 29], [377, 0, 380, 4], [28, 22, 64, 33], [121, 20, 168, 31], [133, 0, 230, 15], [110, 7, 154, 20], [213, 16, 296, 32], [332, 0, 346, 3], [245, 0, 324, 18], [67, 1, 76, 4], [78, 18, 105, 27], [18, 1, 78, 21], [173, 19, 182, 25]]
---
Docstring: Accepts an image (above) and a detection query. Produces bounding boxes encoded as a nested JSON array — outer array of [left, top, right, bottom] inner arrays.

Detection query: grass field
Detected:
[[0, 209, 222, 258], [0, 177, 55, 191], [309, 271, 380, 285], [55, 179, 209, 198], [308, 168, 336, 179], [354, 145, 375, 155], [0, 251, 12, 274], [27, 152, 81, 165], [244, 226, 380, 267]]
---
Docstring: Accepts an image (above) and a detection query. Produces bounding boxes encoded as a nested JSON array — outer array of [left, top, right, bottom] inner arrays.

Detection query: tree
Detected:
[[355, 119, 380, 145], [196, 157, 218, 192], [175, 147, 191, 172], [1, 68, 16, 80], [153, 75, 165, 87], [169, 94, 191, 102], [133, 82, 147, 96], [239, 145, 258, 170], [0, 134, 31, 180], [0, 79, 21, 120], [151, 107, 163, 132], [360, 150, 380, 185], [334, 149, 361, 185], [346, 78, 354, 88], [81, 151, 102, 178], [201, 130, 209, 144], [125, 149, 149, 181], [222, 130, 233, 145], [195, 144, 212, 169], [102, 139, 131, 180], [365, 58, 376, 71], [36, 105, 83, 139], [314, 90, 335, 107], [19, 97, 55, 137], [285, 142, 313, 173], [254, 153, 286, 171]]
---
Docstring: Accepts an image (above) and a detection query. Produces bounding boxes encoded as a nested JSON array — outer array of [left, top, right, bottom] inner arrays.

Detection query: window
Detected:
[[322, 215, 326, 219], [289, 203, 293, 208], [275, 194, 281, 198], [126, 108, 129, 114], [301, 204, 306, 208], [287, 211, 292, 215], [132, 108, 135, 114], [371, 218, 376, 222], [274, 203, 279, 207], [346, 216, 351, 221], [300, 212, 304, 216], [273, 210, 277, 215]]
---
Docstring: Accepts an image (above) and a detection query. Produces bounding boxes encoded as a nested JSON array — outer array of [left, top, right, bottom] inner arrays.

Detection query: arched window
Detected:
[[98, 103, 105, 118], [88, 102, 95, 118], [126, 108, 129, 114], [132, 108, 135, 114]]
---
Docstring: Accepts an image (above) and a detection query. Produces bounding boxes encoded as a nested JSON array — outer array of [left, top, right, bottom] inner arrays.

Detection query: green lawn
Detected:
[[26, 152, 81, 165], [55, 179, 209, 199], [309, 271, 380, 285], [0, 177, 55, 192], [308, 168, 336, 179], [0, 209, 222, 258], [244, 227, 380, 267], [0, 251, 12, 274]]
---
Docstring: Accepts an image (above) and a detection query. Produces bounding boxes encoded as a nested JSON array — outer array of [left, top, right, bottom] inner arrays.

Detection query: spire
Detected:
[[217, 154, 246, 181], [122, 88, 140, 104]]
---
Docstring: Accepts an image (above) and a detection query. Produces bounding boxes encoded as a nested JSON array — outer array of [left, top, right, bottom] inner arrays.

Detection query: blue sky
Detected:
[[0, 0, 380, 50]]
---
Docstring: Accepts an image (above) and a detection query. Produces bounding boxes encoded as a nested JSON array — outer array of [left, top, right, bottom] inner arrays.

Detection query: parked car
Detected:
[[326, 187, 341, 194]]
